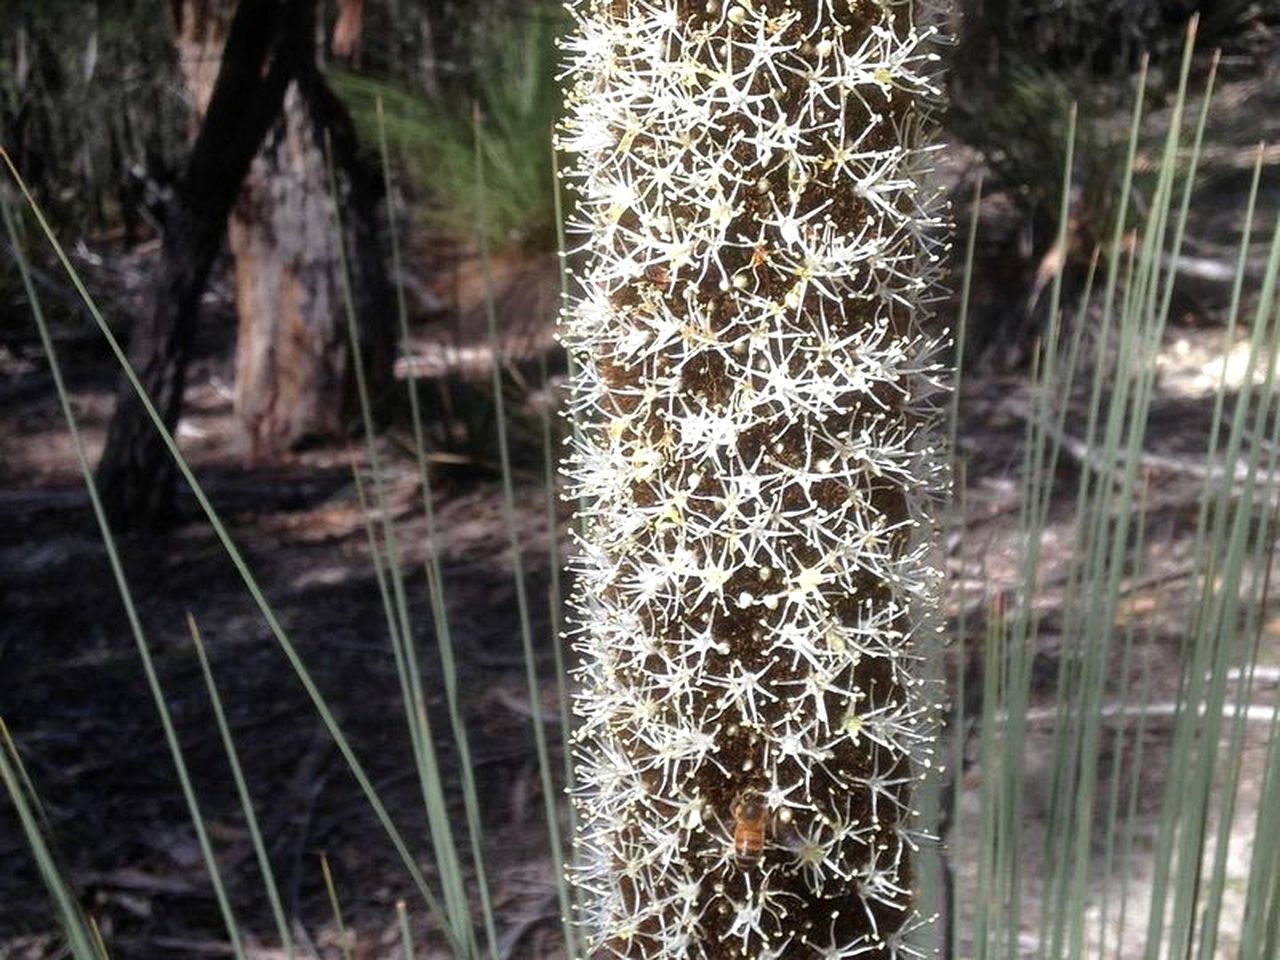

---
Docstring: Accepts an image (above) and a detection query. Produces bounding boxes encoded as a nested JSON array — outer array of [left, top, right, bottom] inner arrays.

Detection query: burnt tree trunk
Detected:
[[229, 62, 391, 459], [94, 0, 308, 531], [96, 0, 392, 530]]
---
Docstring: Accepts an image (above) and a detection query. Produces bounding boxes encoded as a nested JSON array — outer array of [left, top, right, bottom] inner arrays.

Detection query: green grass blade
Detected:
[[0, 724, 100, 960], [186, 613, 295, 958], [88, 915, 110, 960], [475, 104, 576, 957], [1093, 481, 1149, 960], [321, 853, 356, 960], [1144, 160, 1280, 960], [947, 175, 982, 462], [376, 96, 500, 960], [948, 461, 969, 960], [1192, 142, 1267, 549], [1013, 101, 1078, 960], [325, 135, 477, 958], [0, 714, 52, 834], [938, 171, 982, 960], [1237, 695, 1280, 960], [2, 188, 247, 960], [399, 900, 418, 960], [1196, 434, 1280, 960], [1076, 41, 1214, 960], [546, 131, 577, 836], [0, 146, 460, 955]]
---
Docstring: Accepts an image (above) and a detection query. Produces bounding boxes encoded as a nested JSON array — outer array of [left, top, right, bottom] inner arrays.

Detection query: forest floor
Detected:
[[3, 257, 1278, 960], [0, 240, 574, 959], [3, 58, 1280, 960]]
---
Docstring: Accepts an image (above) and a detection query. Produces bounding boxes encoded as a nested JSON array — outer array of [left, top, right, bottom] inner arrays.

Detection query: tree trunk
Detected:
[[229, 64, 392, 459], [174, 0, 391, 460], [95, 0, 309, 531], [96, 0, 392, 529]]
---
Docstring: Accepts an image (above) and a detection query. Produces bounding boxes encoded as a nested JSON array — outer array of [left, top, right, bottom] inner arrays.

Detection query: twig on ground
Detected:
[[1003, 399, 1280, 499], [497, 891, 558, 960]]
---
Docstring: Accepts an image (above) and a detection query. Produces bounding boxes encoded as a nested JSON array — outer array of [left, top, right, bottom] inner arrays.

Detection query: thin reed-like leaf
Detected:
[[398, 900, 418, 960], [2, 189, 247, 960], [475, 103, 576, 957], [375, 97, 501, 960], [325, 134, 478, 958], [0, 724, 99, 960], [187, 613, 295, 959], [0, 145, 461, 955], [320, 853, 355, 960]]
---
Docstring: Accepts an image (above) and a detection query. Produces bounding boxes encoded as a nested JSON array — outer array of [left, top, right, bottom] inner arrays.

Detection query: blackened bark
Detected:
[[94, 0, 311, 531]]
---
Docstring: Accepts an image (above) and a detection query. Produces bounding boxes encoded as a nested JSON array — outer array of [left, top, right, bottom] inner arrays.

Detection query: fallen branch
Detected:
[[497, 892, 559, 960], [1003, 399, 1280, 499], [1020, 699, 1279, 727]]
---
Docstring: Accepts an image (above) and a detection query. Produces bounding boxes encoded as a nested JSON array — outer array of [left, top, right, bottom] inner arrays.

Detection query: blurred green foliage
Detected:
[[951, 0, 1262, 78], [948, 59, 1127, 253], [0, 0, 185, 239], [333, 6, 566, 253]]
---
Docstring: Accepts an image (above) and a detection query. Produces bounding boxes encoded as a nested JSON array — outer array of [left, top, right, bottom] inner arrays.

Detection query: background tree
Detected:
[[95, 0, 392, 530], [0, 0, 187, 241], [177, 0, 392, 462]]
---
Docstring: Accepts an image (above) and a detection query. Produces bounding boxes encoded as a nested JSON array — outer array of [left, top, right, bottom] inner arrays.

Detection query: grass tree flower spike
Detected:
[[558, 1, 949, 958]]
